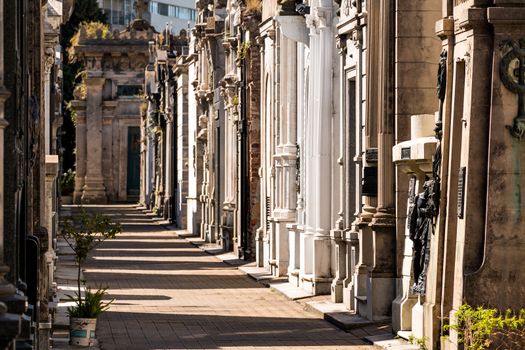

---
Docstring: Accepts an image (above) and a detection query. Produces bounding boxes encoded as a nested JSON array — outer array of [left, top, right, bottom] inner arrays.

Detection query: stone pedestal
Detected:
[[330, 238, 346, 303], [272, 219, 290, 277], [287, 223, 301, 286], [355, 207, 375, 317], [392, 115, 437, 332], [368, 213, 396, 320]]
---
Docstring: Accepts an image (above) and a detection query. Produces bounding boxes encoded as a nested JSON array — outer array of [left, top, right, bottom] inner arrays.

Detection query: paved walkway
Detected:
[[82, 205, 383, 350]]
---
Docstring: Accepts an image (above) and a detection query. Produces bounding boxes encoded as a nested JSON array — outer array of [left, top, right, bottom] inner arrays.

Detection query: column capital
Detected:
[[306, 6, 333, 32]]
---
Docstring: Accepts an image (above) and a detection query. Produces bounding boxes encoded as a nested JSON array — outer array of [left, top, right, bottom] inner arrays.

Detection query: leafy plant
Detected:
[[236, 41, 251, 61], [62, 208, 122, 318], [445, 304, 525, 350], [232, 95, 240, 106], [408, 335, 428, 350], [68, 21, 113, 62], [67, 287, 113, 318], [60, 169, 76, 196]]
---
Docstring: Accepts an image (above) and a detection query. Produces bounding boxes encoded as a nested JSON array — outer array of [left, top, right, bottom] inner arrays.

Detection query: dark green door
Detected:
[[127, 127, 140, 196]]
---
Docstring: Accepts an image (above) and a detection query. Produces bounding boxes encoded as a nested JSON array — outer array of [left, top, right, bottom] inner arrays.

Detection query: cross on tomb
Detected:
[[134, 0, 147, 20]]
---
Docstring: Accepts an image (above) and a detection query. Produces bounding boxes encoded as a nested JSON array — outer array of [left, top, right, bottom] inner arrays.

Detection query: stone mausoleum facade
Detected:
[[72, 19, 153, 204]]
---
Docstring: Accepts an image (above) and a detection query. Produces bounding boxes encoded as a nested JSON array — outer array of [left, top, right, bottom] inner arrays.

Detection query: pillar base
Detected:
[[301, 274, 332, 295], [392, 286, 418, 332], [423, 299, 440, 350], [331, 279, 344, 303], [367, 210, 396, 320], [273, 221, 290, 277], [255, 231, 264, 267], [412, 300, 424, 338], [81, 180, 107, 204], [288, 269, 300, 287]]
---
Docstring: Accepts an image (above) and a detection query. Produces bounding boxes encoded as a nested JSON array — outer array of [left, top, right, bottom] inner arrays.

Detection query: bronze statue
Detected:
[[409, 180, 436, 295]]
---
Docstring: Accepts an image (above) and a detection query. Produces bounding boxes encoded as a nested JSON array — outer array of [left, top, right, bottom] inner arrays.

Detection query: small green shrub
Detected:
[[445, 304, 525, 350], [408, 335, 428, 350], [236, 41, 251, 61], [67, 286, 113, 318], [62, 208, 122, 318], [68, 21, 113, 62]]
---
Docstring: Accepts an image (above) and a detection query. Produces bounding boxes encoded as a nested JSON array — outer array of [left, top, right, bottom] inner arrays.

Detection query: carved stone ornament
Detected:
[[435, 49, 447, 140], [340, 0, 353, 17], [500, 38, 525, 139], [44, 46, 56, 73], [351, 27, 362, 48]]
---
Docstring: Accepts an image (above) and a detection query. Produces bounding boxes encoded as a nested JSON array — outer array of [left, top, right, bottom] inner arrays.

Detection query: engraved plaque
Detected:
[[458, 167, 466, 218], [365, 148, 378, 163], [401, 147, 411, 160]]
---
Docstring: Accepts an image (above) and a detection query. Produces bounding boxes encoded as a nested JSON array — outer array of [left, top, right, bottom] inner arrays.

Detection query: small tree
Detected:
[[62, 208, 122, 317], [445, 304, 525, 350]]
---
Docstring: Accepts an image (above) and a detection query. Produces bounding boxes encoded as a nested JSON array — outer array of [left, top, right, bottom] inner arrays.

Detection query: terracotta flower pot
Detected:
[[69, 317, 97, 346]]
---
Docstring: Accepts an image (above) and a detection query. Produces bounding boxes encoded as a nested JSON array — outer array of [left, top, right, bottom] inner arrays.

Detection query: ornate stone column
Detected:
[[302, 3, 334, 294], [255, 32, 268, 268], [164, 107, 174, 222], [184, 57, 200, 233], [72, 101, 86, 203], [82, 74, 107, 203], [330, 35, 347, 303], [43, 50, 54, 155], [257, 22, 277, 269], [354, 0, 379, 318], [339, 7, 365, 310], [273, 15, 305, 276], [362, 0, 396, 321]]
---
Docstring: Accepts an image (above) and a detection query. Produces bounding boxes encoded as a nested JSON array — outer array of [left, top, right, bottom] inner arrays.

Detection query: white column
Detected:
[[302, 4, 334, 294], [330, 36, 346, 303]]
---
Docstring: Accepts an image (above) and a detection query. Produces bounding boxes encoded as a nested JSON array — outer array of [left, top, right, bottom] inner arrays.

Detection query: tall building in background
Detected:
[[98, 0, 195, 33]]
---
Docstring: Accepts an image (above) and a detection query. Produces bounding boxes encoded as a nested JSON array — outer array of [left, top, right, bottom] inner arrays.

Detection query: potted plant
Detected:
[[60, 169, 75, 204], [61, 208, 122, 346]]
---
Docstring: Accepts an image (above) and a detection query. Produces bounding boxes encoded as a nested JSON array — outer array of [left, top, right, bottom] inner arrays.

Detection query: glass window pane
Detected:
[[158, 3, 169, 16]]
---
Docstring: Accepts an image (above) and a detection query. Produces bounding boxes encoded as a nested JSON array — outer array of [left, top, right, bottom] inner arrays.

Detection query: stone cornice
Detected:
[[275, 15, 308, 45], [75, 42, 149, 56], [488, 7, 525, 26], [435, 17, 454, 39], [454, 7, 489, 34]]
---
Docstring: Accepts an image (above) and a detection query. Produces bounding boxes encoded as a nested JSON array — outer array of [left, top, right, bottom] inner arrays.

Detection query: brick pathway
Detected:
[[84, 205, 382, 350]]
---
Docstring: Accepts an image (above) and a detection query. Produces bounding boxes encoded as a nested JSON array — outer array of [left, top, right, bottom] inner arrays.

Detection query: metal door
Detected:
[[127, 127, 140, 196]]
